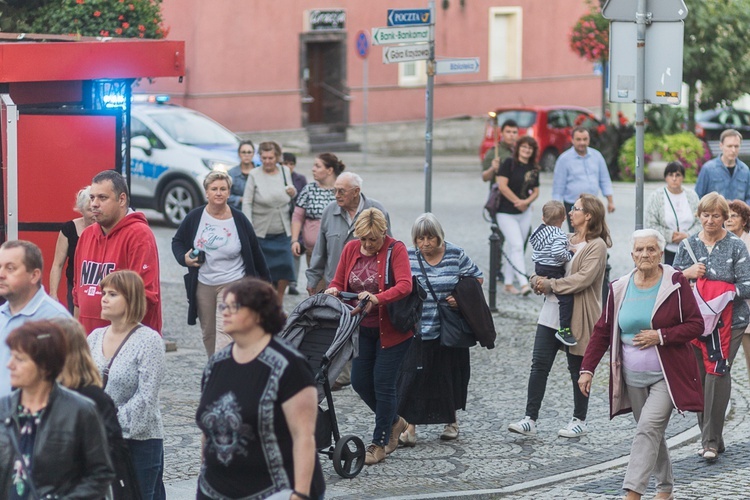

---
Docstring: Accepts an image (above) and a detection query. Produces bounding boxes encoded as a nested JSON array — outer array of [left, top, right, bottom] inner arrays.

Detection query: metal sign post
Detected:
[[634, 0, 646, 230], [424, 0, 435, 213], [356, 31, 370, 166]]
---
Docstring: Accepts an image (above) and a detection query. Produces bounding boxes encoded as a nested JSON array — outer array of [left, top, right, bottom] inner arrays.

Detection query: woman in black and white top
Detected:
[[493, 135, 540, 295], [645, 161, 700, 265], [291, 153, 345, 268], [87, 270, 166, 500], [173, 170, 270, 357]]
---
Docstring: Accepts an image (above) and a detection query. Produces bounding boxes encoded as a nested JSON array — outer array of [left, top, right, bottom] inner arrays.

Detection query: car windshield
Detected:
[[146, 108, 238, 146], [494, 110, 537, 128]]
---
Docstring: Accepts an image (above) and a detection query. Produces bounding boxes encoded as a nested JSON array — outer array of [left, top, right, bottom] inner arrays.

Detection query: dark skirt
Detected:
[[258, 233, 295, 282], [397, 337, 470, 424]]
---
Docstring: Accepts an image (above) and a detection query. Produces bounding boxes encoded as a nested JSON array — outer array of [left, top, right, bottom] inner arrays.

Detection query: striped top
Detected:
[[409, 242, 482, 341]]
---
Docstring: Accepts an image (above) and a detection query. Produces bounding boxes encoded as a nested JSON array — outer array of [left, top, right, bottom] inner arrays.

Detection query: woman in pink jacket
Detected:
[[578, 229, 704, 500]]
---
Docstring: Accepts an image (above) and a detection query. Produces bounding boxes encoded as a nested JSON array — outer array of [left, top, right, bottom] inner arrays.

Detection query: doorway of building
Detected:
[[301, 33, 357, 151]]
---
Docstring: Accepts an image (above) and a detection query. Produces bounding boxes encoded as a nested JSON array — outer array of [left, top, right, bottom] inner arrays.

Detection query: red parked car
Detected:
[[479, 106, 601, 171]]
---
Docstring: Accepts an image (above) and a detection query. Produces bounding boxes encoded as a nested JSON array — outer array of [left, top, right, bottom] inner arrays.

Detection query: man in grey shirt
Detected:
[[305, 172, 390, 295], [305, 172, 389, 388], [0, 240, 71, 396]]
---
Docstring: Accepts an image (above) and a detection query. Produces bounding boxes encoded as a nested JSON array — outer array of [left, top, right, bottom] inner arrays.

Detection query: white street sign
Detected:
[[609, 21, 684, 104], [602, 0, 687, 21], [371, 26, 430, 45], [435, 58, 480, 75], [382, 44, 430, 64]]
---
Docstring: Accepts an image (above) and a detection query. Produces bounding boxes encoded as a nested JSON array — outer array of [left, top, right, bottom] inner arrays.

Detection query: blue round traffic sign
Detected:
[[356, 30, 370, 59]]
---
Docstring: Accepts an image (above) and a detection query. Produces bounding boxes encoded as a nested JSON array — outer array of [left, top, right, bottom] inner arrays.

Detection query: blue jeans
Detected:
[[525, 324, 588, 422], [126, 438, 165, 500], [351, 327, 412, 447]]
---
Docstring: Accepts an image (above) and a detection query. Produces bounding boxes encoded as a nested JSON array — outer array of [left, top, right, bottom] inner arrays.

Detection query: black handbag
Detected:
[[385, 242, 426, 333], [417, 252, 476, 348]]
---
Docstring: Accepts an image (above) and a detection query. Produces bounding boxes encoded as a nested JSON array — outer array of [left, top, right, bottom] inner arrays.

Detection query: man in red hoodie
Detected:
[[73, 170, 162, 334]]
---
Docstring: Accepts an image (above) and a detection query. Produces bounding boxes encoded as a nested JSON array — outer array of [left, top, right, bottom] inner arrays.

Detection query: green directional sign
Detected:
[[371, 26, 430, 45]]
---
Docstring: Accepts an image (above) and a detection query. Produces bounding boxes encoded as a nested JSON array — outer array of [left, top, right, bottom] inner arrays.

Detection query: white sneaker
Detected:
[[558, 417, 588, 438], [508, 416, 537, 436]]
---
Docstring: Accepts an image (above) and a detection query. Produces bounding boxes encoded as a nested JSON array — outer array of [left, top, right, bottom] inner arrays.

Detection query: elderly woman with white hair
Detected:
[[49, 186, 94, 313], [397, 213, 482, 445], [578, 229, 704, 500]]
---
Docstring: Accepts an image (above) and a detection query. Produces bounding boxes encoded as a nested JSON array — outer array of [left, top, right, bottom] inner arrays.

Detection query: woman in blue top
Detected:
[[397, 213, 482, 445]]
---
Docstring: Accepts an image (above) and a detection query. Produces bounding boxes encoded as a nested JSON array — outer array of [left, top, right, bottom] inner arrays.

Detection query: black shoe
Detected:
[[555, 327, 577, 346], [288, 285, 299, 295]]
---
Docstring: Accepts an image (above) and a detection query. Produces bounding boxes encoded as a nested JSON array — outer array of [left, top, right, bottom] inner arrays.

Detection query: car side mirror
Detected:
[[131, 135, 152, 156]]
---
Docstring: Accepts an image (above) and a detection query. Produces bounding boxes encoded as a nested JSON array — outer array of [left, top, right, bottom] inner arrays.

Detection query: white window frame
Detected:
[[488, 7, 522, 81], [398, 60, 427, 87]]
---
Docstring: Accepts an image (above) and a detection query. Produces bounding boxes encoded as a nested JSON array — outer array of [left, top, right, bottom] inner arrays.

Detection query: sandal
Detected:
[[504, 285, 520, 295], [520, 284, 532, 296]]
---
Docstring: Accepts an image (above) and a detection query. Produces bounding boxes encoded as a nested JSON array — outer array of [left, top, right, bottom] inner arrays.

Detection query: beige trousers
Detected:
[[196, 279, 243, 356]]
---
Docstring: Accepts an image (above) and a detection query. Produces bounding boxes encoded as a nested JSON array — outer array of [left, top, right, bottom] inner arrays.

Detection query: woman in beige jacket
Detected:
[[507, 194, 611, 438]]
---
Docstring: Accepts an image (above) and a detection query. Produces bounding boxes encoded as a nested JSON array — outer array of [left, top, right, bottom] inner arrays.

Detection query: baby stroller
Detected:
[[279, 292, 367, 478]]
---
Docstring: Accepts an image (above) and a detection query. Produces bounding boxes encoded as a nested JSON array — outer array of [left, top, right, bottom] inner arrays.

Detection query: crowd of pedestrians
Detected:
[[1, 123, 750, 500]]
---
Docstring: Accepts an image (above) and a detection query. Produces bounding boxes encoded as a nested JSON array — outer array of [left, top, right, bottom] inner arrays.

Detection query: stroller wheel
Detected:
[[332, 435, 365, 478]]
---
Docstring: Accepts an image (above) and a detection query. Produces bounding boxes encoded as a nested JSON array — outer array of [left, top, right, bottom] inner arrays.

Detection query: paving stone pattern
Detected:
[[150, 154, 750, 498]]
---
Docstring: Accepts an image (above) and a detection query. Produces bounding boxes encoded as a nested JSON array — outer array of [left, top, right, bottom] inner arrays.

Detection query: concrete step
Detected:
[[310, 141, 360, 153]]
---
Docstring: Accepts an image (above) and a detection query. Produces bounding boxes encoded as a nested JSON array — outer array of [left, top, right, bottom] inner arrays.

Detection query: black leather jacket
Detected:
[[0, 383, 114, 499]]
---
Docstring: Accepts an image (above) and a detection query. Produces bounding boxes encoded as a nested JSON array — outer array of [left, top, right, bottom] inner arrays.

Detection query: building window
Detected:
[[399, 60, 427, 87], [488, 7, 522, 81]]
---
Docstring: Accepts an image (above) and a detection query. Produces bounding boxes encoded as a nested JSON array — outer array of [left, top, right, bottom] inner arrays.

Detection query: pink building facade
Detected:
[[142, 0, 601, 136]]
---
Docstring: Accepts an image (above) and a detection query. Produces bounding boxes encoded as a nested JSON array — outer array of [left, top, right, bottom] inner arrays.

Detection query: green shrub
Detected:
[[618, 132, 710, 182]]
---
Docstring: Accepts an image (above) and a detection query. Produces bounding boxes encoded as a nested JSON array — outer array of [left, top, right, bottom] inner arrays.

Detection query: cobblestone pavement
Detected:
[[149, 154, 750, 498]]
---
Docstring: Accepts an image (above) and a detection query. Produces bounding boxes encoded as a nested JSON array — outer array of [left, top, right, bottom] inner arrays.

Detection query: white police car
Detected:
[[130, 95, 240, 226]]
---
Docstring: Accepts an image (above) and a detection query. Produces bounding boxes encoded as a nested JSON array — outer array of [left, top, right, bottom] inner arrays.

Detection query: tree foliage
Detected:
[[0, 0, 167, 39], [683, 0, 750, 128]]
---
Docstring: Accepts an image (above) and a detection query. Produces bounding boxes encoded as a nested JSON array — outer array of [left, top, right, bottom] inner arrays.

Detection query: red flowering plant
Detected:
[[569, 0, 609, 64], [22, 0, 168, 39]]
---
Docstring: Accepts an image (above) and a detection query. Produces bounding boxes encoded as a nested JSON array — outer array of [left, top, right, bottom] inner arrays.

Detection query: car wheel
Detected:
[[160, 179, 199, 227], [540, 150, 558, 172]]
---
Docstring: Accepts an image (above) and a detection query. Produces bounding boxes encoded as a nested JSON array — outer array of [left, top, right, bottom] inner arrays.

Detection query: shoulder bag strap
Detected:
[[663, 187, 680, 232], [102, 324, 142, 390], [4, 417, 41, 500], [280, 165, 288, 187], [682, 237, 698, 265], [385, 242, 396, 288], [416, 252, 439, 303]]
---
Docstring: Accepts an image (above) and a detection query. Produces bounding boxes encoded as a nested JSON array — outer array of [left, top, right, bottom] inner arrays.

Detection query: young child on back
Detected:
[[530, 200, 576, 346]]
